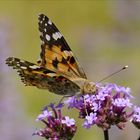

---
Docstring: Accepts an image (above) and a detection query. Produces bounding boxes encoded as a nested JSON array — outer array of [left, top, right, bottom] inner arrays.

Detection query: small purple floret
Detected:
[[36, 110, 53, 121], [83, 113, 97, 129], [62, 116, 75, 127]]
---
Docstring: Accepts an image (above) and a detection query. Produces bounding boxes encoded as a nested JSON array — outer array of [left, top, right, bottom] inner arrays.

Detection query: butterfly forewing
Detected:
[[38, 14, 86, 79]]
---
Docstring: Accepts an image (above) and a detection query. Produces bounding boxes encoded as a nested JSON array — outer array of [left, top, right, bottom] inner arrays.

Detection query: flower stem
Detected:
[[103, 130, 109, 140]]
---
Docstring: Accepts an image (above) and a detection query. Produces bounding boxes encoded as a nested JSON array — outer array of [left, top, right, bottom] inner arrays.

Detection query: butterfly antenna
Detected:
[[97, 65, 128, 83]]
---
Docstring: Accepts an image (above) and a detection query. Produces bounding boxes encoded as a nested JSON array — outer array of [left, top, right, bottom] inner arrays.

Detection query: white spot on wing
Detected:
[[29, 65, 40, 69], [20, 60, 25, 63], [21, 66, 27, 70], [40, 20, 43, 24], [52, 32, 62, 40], [48, 19, 52, 25], [52, 33, 57, 40], [45, 23, 47, 26], [45, 34, 51, 41], [46, 73, 56, 77], [63, 50, 72, 57], [69, 51, 73, 55], [57, 32, 62, 38], [41, 40, 45, 45], [17, 63, 20, 66]]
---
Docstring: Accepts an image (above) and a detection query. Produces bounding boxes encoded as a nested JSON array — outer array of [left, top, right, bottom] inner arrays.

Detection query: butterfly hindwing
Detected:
[[6, 57, 80, 95], [38, 14, 86, 79]]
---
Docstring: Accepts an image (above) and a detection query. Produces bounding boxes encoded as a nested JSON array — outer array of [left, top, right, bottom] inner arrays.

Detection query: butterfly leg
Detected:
[[83, 96, 89, 116]]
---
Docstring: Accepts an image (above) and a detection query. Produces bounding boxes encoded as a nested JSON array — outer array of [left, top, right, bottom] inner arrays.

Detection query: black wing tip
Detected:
[[5, 57, 14, 65], [6, 57, 13, 61], [38, 13, 49, 21], [38, 13, 44, 18]]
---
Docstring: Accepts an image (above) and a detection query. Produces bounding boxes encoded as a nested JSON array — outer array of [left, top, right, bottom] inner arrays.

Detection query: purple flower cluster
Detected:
[[34, 83, 140, 140], [33, 103, 77, 140], [64, 83, 133, 130]]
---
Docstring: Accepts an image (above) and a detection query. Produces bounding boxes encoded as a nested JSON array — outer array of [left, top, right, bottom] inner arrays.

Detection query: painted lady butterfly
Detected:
[[6, 14, 96, 96]]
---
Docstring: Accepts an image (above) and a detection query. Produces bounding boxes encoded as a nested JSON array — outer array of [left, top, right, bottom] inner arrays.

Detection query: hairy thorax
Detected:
[[71, 78, 96, 94]]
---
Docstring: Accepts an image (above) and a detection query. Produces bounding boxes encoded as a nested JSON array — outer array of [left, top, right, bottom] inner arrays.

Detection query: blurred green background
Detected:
[[1, 0, 140, 140]]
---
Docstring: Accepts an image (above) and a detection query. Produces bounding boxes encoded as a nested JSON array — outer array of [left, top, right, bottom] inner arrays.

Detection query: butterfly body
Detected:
[[6, 14, 96, 96]]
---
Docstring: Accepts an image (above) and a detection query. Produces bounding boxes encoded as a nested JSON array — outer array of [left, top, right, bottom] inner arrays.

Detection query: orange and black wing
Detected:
[[6, 57, 80, 95], [38, 14, 87, 79]]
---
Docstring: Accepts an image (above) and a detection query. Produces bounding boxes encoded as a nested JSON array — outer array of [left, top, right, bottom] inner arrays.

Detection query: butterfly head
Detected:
[[82, 81, 96, 94]]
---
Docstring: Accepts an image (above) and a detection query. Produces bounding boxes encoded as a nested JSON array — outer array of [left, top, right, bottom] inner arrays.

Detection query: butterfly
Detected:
[[6, 14, 96, 96]]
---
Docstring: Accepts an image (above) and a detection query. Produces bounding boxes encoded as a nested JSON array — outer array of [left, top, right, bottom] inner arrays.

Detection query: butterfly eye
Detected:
[[37, 59, 41, 64]]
